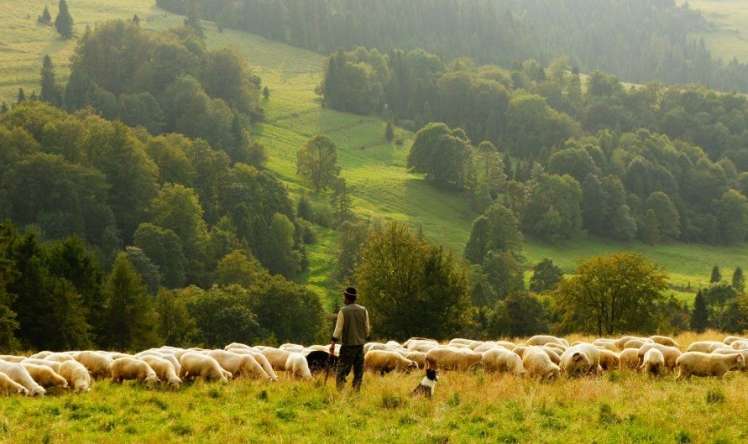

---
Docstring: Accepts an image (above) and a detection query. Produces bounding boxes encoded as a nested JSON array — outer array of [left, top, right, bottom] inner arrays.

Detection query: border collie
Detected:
[[411, 368, 438, 398]]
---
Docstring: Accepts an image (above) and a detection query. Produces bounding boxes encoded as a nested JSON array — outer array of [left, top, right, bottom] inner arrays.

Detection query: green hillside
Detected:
[[1, 0, 746, 306], [687, 0, 748, 63]]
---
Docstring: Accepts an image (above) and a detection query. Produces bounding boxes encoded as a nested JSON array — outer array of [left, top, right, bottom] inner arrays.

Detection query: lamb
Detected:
[[686, 341, 724, 353], [75, 351, 113, 379], [560, 346, 595, 377], [676, 352, 745, 380], [21, 363, 68, 389], [179, 352, 231, 383], [641, 348, 665, 377], [0, 372, 28, 396], [364, 350, 418, 374], [637, 344, 681, 371], [206, 350, 271, 380], [522, 347, 560, 381], [527, 335, 568, 347], [425, 347, 482, 371], [0, 361, 45, 396], [597, 349, 620, 371], [110, 357, 160, 387], [139, 355, 182, 388], [285, 353, 312, 379], [649, 335, 679, 348], [618, 349, 640, 371], [481, 348, 525, 375], [59, 360, 91, 392]]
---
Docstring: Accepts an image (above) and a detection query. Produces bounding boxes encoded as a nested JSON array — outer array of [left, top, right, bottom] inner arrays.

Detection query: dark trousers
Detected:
[[336, 345, 364, 391]]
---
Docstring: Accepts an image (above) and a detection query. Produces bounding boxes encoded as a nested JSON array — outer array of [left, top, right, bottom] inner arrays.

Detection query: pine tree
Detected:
[[54, 0, 75, 39], [263, 86, 270, 100], [331, 177, 353, 226], [38, 5, 52, 25], [17, 88, 25, 104], [40, 55, 61, 106], [733, 266, 745, 293], [691, 290, 708, 333], [385, 121, 395, 143], [132, 14, 141, 26], [711, 265, 722, 284]]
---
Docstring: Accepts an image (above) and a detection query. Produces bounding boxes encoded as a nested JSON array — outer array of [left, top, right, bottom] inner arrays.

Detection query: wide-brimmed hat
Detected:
[[344, 287, 358, 299]]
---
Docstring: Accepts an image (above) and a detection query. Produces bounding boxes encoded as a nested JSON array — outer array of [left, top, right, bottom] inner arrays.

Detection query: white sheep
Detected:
[[482, 348, 525, 375], [110, 357, 159, 387], [522, 347, 560, 381], [0, 361, 45, 396], [676, 352, 745, 380], [364, 350, 418, 374], [641, 348, 665, 377], [179, 352, 231, 383], [285, 353, 312, 380]]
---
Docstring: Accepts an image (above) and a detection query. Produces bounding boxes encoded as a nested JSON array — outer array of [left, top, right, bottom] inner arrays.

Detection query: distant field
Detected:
[[687, 0, 748, 62], [1, 1, 746, 307]]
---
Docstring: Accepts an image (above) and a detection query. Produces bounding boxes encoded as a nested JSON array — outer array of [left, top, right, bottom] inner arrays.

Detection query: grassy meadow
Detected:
[[4, 332, 748, 443], [1, 1, 747, 307], [686, 0, 748, 63]]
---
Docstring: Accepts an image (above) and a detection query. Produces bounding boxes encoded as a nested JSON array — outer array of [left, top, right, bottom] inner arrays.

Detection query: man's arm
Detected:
[[330, 310, 344, 355], [365, 309, 371, 340]]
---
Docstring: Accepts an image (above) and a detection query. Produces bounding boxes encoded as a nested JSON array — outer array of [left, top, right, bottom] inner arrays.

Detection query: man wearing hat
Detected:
[[329, 287, 370, 391]]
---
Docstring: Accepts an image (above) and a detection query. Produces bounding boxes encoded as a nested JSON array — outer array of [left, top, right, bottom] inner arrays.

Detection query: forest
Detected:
[[158, 0, 748, 93]]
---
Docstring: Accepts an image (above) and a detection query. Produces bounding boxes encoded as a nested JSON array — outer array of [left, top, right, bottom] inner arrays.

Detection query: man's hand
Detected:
[[329, 343, 336, 356]]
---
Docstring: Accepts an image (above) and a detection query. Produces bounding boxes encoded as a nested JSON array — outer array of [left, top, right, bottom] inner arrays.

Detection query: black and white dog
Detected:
[[411, 368, 438, 399]]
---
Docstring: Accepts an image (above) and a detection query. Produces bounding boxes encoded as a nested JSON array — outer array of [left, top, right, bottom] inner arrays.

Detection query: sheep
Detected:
[[641, 348, 665, 377], [425, 347, 482, 371], [285, 353, 312, 380], [472, 342, 506, 354], [686, 341, 724, 353], [406, 339, 440, 353], [110, 358, 159, 387], [597, 349, 620, 371], [482, 348, 525, 375], [0, 372, 28, 396], [245, 350, 278, 381], [0, 355, 26, 363], [257, 348, 291, 371], [649, 335, 679, 348], [0, 361, 45, 396], [28, 351, 53, 360], [449, 338, 482, 349], [495, 341, 518, 351], [512, 345, 529, 359], [676, 352, 745, 380], [618, 349, 640, 371], [21, 363, 68, 389], [139, 355, 182, 388], [206, 350, 271, 380], [593, 340, 618, 352], [541, 347, 561, 365], [136, 352, 181, 376], [731, 340, 748, 350], [75, 351, 113, 379], [225, 342, 252, 350], [59, 360, 91, 392], [364, 342, 388, 354], [623, 339, 650, 350], [637, 344, 681, 371], [527, 335, 568, 347], [405, 351, 427, 369], [560, 346, 595, 377], [279, 343, 305, 353], [44, 353, 75, 363], [21, 359, 61, 373], [522, 347, 560, 381], [713, 348, 748, 370], [179, 352, 231, 383], [613, 336, 652, 350], [364, 350, 418, 375], [723, 336, 746, 346]]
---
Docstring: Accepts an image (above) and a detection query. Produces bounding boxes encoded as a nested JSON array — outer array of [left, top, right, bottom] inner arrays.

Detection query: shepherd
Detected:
[[329, 287, 371, 392]]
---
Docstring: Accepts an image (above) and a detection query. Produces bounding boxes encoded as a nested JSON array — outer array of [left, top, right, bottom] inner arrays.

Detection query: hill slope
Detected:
[[1, 1, 746, 306]]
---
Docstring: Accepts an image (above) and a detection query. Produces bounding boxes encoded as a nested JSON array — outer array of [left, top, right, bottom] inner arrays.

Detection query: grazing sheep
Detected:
[[406, 339, 440, 353], [0, 361, 45, 396], [731, 340, 748, 350], [560, 346, 595, 377], [512, 346, 529, 359], [75, 351, 113, 379], [713, 348, 748, 370], [623, 339, 649, 350], [179, 352, 231, 383], [618, 349, 640, 371], [21, 359, 61, 373], [522, 348, 560, 381], [110, 358, 159, 387], [364, 350, 418, 375], [641, 348, 665, 377], [425, 347, 482, 371], [541, 347, 561, 365], [59, 360, 91, 392], [723, 336, 746, 346], [0, 372, 28, 396], [44, 353, 75, 363], [136, 352, 181, 376], [637, 344, 681, 371], [279, 343, 305, 353], [21, 363, 68, 389], [206, 350, 270, 380], [0, 355, 26, 363], [676, 352, 745, 380], [495, 341, 518, 351], [597, 349, 620, 371], [449, 338, 482, 349], [285, 353, 312, 380], [482, 348, 525, 375], [258, 348, 291, 372], [225, 343, 252, 350], [139, 355, 181, 388], [686, 341, 724, 353], [527, 335, 568, 347], [614, 336, 652, 350], [28, 351, 53, 360], [364, 342, 388, 354], [649, 335, 679, 348], [593, 340, 618, 352], [405, 351, 427, 369]]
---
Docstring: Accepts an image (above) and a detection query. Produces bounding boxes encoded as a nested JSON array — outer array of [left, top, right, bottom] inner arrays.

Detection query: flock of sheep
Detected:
[[0, 334, 745, 397]]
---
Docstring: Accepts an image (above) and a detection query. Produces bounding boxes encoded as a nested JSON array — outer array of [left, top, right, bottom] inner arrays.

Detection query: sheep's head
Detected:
[[735, 354, 745, 369]]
